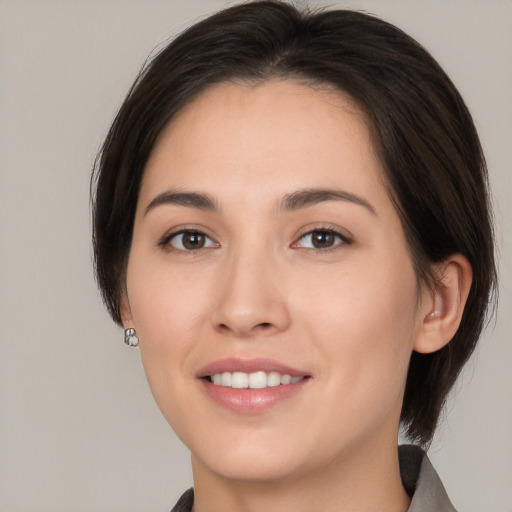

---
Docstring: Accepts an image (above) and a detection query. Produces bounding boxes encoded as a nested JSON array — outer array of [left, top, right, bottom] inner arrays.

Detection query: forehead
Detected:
[[141, 80, 387, 211]]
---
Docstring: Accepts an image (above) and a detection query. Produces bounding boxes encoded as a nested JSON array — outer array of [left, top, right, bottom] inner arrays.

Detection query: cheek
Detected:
[[124, 253, 212, 405], [296, 256, 418, 401], [127, 251, 210, 338]]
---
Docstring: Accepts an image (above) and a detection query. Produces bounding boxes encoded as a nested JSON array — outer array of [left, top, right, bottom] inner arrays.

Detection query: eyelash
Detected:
[[158, 226, 352, 254], [292, 226, 352, 252], [158, 229, 218, 254]]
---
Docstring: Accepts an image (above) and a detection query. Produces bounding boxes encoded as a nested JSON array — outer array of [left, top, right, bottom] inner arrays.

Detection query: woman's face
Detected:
[[124, 81, 430, 482]]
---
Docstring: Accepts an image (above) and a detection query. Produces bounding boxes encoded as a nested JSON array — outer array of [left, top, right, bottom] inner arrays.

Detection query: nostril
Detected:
[[218, 323, 231, 333], [217, 321, 274, 335], [257, 322, 273, 330], [213, 318, 284, 337]]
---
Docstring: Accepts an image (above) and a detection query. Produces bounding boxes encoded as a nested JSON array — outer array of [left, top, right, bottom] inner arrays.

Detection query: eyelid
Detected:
[[158, 227, 219, 252], [156, 224, 351, 252], [291, 225, 352, 250]]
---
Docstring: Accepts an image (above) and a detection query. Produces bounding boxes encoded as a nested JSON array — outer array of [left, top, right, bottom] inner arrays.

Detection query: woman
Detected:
[[91, 1, 496, 511]]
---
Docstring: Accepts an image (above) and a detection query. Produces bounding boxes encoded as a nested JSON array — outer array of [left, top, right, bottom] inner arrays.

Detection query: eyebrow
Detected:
[[280, 188, 376, 215], [144, 190, 218, 216], [144, 187, 376, 216]]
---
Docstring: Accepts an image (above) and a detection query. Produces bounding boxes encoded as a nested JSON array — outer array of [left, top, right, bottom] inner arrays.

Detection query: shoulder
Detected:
[[170, 488, 194, 512]]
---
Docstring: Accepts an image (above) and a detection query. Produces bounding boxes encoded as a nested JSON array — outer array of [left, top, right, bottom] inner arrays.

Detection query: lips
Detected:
[[197, 357, 311, 413], [197, 357, 308, 378]]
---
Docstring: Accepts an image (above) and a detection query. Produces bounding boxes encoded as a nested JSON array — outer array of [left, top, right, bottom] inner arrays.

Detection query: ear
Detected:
[[119, 293, 135, 330], [414, 254, 473, 354]]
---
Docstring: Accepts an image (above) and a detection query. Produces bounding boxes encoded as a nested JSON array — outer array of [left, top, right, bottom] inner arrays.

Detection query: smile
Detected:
[[209, 371, 304, 389], [197, 358, 311, 413]]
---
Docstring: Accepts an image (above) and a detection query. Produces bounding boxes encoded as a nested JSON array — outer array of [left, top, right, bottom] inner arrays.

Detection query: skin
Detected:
[[122, 80, 472, 512]]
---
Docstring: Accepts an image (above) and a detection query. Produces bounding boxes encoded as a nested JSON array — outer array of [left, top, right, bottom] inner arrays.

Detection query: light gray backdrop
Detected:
[[1, 1, 510, 511]]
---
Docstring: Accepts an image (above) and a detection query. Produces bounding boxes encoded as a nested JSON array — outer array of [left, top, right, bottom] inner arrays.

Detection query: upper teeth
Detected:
[[211, 371, 303, 389]]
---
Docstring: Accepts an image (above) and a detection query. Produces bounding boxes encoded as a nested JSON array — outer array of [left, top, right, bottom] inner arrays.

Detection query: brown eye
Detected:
[[182, 232, 205, 249], [296, 229, 347, 250], [168, 230, 216, 251], [311, 230, 335, 248]]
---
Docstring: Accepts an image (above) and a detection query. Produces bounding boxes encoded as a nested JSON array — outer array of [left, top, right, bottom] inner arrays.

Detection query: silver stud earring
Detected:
[[124, 328, 139, 347]]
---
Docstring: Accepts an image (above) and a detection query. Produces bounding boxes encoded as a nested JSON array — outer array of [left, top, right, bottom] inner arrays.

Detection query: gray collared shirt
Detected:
[[401, 445, 457, 512], [171, 445, 457, 512]]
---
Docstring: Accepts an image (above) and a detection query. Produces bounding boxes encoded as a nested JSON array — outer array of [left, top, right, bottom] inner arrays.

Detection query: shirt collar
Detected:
[[399, 444, 457, 512]]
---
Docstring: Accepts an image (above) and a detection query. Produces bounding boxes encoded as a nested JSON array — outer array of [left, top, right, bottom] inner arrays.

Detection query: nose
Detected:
[[210, 247, 291, 338]]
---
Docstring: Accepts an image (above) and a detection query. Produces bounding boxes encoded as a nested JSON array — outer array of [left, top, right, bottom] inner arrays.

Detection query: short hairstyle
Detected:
[[91, 0, 496, 446]]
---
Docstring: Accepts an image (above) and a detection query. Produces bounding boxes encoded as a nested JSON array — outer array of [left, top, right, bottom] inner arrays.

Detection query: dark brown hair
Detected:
[[91, 0, 496, 446]]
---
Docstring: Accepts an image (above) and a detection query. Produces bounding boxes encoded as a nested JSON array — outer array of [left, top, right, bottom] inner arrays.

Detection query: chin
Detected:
[[182, 422, 309, 482], [193, 448, 307, 483]]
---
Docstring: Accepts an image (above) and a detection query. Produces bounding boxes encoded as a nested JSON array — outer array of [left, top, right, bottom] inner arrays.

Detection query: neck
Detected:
[[191, 440, 411, 512]]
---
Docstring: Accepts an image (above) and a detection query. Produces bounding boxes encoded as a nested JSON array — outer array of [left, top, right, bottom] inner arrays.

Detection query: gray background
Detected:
[[1, 1, 510, 511]]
